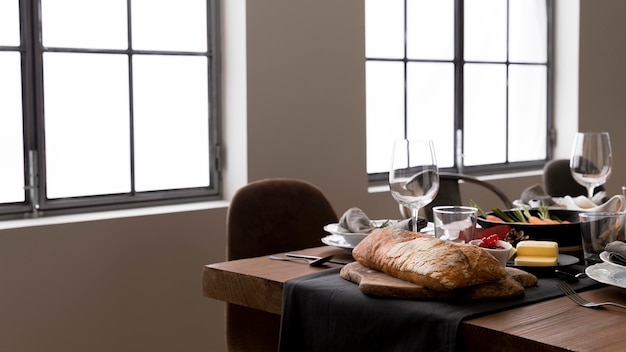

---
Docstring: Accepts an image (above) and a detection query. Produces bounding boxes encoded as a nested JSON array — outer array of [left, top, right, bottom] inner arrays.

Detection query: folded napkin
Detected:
[[605, 241, 626, 266], [336, 207, 425, 233], [518, 184, 624, 211], [337, 207, 373, 233], [552, 193, 625, 212]]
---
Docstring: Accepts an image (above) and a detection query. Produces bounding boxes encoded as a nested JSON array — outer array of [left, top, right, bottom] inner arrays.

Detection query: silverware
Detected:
[[285, 253, 352, 265], [558, 281, 626, 310], [269, 254, 334, 267], [554, 269, 587, 282]]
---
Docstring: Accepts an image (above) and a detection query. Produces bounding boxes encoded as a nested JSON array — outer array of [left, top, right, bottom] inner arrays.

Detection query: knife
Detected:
[[285, 253, 352, 265]]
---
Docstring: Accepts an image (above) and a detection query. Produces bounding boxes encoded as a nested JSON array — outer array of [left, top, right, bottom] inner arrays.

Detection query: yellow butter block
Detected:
[[516, 240, 559, 257], [514, 255, 558, 266]]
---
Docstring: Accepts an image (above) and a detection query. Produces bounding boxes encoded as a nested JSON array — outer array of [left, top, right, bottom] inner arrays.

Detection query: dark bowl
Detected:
[[476, 209, 582, 257]]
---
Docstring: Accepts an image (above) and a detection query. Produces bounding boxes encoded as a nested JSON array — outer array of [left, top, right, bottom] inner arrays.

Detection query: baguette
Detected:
[[352, 227, 508, 291]]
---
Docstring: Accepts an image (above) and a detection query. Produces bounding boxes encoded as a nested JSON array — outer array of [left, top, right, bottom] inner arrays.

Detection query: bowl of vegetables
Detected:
[[476, 206, 582, 257]]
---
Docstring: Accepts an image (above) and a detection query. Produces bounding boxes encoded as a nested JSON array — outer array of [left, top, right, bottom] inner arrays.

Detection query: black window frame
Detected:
[[367, 0, 554, 184], [0, 0, 221, 220]]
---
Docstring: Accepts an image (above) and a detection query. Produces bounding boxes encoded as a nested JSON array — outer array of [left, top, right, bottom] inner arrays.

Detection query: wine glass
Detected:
[[569, 132, 612, 199], [389, 139, 440, 232]]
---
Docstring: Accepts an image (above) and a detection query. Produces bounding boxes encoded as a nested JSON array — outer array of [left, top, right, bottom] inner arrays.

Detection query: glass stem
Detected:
[[412, 207, 420, 232], [588, 186, 595, 199]]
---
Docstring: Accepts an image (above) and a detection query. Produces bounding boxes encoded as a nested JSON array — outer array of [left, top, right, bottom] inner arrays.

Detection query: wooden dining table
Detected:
[[203, 246, 626, 352]]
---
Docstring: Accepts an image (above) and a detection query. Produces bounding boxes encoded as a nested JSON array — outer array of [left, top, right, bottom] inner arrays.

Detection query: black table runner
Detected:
[[279, 265, 599, 352]]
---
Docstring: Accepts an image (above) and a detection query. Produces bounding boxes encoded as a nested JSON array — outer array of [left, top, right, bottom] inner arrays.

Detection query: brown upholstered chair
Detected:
[[542, 159, 605, 198], [401, 172, 513, 222], [225, 178, 338, 352]]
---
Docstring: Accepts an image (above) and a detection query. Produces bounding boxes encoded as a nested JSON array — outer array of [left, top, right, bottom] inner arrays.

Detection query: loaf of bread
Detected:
[[352, 227, 508, 291]]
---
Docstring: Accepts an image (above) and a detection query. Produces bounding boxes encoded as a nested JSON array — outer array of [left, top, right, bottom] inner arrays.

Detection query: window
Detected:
[[0, 0, 220, 219], [366, 0, 552, 181]]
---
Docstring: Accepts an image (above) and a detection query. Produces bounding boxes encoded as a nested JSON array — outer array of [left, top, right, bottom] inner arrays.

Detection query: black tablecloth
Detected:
[[279, 265, 600, 352]]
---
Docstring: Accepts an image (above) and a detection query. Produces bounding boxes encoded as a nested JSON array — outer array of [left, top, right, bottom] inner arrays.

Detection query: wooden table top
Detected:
[[203, 246, 626, 351]]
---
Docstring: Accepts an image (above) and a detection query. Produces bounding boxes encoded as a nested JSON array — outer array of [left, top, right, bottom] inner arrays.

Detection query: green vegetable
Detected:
[[469, 200, 488, 218]]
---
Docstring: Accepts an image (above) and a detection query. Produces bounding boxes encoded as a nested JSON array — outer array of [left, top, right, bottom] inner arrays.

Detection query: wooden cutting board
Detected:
[[339, 262, 537, 300]]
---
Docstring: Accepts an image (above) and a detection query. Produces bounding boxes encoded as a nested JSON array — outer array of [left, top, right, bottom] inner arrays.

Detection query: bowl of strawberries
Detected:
[[469, 235, 513, 266]]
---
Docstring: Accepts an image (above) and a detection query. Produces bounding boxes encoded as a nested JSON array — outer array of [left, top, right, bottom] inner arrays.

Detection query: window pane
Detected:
[[43, 53, 131, 198], [464, 0, 507, 62], [41, 0, 127, 49], [132, 0, 207, 52], [509, 65, 547, 161], [0, 52, 25, 202], [366, 61, 405, 174], [509, 0, 547, 63], [133, 55, 209, 191], [407, 62, 455, 167], [407, 0, 454, 60], [365, 0, 404, 59], [464, 64, 507, 166], [0, 0, 20, 45]]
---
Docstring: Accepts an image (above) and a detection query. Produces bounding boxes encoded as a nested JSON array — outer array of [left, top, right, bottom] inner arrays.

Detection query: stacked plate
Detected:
[[322, 220, 398, 249], [585, 251, 626, 289]]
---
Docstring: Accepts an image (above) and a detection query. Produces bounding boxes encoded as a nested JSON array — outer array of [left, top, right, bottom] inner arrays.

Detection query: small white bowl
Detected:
[[469, 239, 512, 267]]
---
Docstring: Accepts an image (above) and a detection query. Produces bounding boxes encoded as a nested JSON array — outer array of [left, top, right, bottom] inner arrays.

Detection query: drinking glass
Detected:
[[569, 132, 612, 199], [389, 139, 439, 232]]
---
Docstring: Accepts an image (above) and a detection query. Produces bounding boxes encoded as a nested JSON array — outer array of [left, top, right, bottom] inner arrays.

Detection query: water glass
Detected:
[[433, 206, 478, 243], [579, 211, 626, 265]]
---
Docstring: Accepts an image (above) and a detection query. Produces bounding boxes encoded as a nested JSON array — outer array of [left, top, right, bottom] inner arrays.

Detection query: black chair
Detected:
[[401, 172, 513, 222], [542, 159, 604, 198], [225, 178, 338, 352]]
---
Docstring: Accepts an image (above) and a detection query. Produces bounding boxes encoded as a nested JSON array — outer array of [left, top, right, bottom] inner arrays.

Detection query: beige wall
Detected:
[[0, 1, 623, 351], [579, 0, 626, 196]]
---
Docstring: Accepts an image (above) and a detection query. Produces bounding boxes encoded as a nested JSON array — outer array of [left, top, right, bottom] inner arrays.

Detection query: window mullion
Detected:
[[455, 0, 464, 172]]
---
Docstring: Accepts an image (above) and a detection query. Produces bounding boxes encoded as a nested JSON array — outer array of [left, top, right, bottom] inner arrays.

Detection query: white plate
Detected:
[[600, 251, 626, 268], [321, 235, 356, 249], [586, 262, 626, 289], [323, 220, 399, 247], [323, 219, 398, 236]]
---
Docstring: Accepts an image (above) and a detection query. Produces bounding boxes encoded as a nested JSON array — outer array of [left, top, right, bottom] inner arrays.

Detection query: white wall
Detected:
[[1, 1, 624, 351]]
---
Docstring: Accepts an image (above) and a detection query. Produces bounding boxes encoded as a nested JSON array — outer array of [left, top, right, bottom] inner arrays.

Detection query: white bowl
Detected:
[[469, 239, 512, 267]]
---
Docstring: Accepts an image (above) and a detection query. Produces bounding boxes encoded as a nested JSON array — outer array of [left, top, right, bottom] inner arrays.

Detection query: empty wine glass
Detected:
[[569, 132, 612, 199], [389, 139, 439, 232]]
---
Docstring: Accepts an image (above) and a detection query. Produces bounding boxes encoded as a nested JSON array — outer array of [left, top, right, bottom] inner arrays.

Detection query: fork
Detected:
[[558, 281, 626, 310]]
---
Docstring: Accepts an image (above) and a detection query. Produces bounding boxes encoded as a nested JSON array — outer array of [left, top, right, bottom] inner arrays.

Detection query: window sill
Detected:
[[0, 200, 230, 230]]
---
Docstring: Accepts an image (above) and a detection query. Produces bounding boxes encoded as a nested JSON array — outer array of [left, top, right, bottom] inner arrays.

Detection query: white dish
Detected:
[[323, 220, 398, 236], [323, 220, 399, 247], [586, 262, 626, 289], [600, 251, 626, 268], [321, 235, 356, 249]]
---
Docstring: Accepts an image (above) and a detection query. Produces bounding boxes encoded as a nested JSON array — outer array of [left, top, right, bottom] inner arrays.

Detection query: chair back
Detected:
[[542, 159, 605, 197], [225, 178, 338, 351]]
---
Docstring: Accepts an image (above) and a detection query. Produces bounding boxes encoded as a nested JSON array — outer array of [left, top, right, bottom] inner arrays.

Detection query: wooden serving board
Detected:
[[339, 262, 537, 300]]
